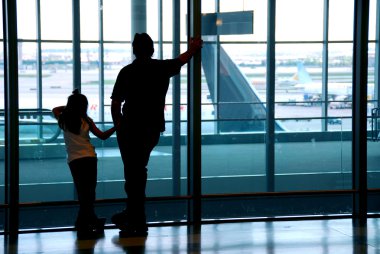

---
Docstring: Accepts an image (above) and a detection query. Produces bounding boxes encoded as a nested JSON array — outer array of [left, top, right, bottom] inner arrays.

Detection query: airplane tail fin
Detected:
[[293, 62, 313, 84]]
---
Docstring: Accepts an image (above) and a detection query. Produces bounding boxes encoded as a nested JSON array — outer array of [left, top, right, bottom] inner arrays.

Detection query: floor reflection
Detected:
[[353, 219, 368, 254], [1, 218, 380, 253], [112, 235, 147, 254]]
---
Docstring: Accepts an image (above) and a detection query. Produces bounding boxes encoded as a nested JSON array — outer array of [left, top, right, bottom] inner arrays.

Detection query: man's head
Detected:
[[132, 33, 154, 58]]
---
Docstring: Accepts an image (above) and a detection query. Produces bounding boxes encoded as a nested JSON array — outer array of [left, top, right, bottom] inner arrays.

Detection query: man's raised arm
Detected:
[[178, 37, 203, 65]]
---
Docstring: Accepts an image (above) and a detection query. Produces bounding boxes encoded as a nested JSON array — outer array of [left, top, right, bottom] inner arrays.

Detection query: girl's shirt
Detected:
[[63, 118, 96, 163]]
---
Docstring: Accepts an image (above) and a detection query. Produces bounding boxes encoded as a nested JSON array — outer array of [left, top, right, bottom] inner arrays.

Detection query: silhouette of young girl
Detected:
[[53, 89, 117, 239]]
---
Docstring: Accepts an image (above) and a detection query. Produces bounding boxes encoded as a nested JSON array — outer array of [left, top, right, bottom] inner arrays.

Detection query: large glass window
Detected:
[[274, 0, 354, 192], [1, 0, 378, 230], [13, 0, 190, 229]]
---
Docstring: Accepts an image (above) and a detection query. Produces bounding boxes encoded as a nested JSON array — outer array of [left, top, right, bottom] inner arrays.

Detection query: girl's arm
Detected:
[[88, 118, 117, 140], [52, 106, 65, 119]]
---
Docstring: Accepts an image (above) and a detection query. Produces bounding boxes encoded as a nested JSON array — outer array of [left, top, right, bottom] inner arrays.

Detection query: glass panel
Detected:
[[41, 42, 73, 108], [201, 1, 266, 194], [368, 43, 376, 105], [369, 0, 378, 41], [103, 43, 131, 122], [367, 0, 379, 189], [18, 42, 38, 110], [81, 43, 100, 121], [17, 0, 37, 40], [19, 42, 73, 203], [94, 1, 188, 200], [40, 0, 72, 40], [146, 0, 159, 40], [0, 2, 2, 39], [327, 43, 353, 132], [275, 43, 323, 132], [367, 48, 379, 187], [80, 0, 99, 41], [276, 0, 324, 41], [329, 0, 354, 41], [275, 42, 352, 191], [103, 0, 130, 41]]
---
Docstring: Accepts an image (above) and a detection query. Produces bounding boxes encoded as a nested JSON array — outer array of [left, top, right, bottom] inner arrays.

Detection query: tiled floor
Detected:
[[2, 218, 379, 253]]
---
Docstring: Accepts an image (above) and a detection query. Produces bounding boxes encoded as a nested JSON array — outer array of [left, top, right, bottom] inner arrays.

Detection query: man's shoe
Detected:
[[96, 217, 106, 230], [111, 210, 128, 231], [119, 229, 148, 238], [77, 224, 104, 240]]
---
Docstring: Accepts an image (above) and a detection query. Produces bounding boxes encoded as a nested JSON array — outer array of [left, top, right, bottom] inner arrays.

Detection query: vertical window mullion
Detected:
[[266, 0, 276, 192], [172, 0, 181, 196], [36, 0, 43, 139], [322, 0, 329, 131], [158, 0, 163, 59], [72, 0, 81, 91], [99, 0, 104, 122]]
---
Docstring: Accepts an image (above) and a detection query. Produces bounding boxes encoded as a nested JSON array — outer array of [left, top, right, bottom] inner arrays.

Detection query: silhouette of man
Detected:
[[111, 33, 203, 237]]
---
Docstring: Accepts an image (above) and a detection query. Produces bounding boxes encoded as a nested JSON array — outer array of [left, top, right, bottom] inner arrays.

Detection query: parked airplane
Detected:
[[291, 62, 350, 98], [292, 62, 374, 105]]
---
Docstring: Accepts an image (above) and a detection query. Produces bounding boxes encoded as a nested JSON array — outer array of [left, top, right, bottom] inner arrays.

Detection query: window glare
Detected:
[[329, 0, 354, 41], [103, 0, 131, 41], [276, 0, 324, 41], [40, 0, 72, 40], [17, 0, 37, 39], [80, 0, 99, 41]]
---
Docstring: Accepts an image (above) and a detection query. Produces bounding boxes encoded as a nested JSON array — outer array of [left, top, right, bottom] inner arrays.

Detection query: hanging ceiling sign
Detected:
[[201, 11, 254, 36]]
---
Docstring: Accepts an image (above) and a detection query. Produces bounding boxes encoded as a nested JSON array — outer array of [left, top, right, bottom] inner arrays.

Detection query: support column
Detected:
[[187, 0, 202, 224], [131, 0, 147, 60], [352, 0, 369, 219], [3, 0, 20, 239], [131, 0, 147, 36]]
